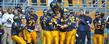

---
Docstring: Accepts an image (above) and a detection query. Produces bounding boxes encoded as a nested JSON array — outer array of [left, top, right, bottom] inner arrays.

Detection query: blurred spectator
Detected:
[[0, 0, 3, 7], [32, 0, 37, 5], [102, 0, 105, 7], [2, 8, 14, 44], [57, 0, 62, 3], [40, 0, 46, 6], [92, 0, 98, 7], [68, 0, 73, 6]]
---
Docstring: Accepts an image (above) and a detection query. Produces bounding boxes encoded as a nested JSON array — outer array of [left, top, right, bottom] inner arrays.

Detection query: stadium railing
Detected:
[[0, 0, 108, 16]]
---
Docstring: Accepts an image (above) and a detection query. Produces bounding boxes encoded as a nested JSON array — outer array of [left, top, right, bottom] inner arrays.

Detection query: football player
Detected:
[[93, 12, 105, 44], [66, 9, 77, 44], [50, 1, 63, 44], [11, 16, 26, 44], [24, 8, 38, 44], [40, 8, 50, 44], [58, 9, 70, 44]]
